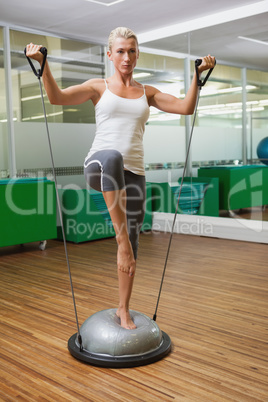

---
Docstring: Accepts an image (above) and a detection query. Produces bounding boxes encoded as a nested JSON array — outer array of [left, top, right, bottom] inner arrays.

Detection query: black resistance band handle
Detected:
[[195, 58, 216, 88], [24, 46, 47, 79]]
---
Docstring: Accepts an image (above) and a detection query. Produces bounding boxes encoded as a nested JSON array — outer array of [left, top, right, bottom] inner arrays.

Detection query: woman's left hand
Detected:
[[198, 55, 216, 73]]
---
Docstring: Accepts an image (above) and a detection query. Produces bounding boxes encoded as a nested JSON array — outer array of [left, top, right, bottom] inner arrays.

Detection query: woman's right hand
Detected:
[[25, 43, 44, 64]]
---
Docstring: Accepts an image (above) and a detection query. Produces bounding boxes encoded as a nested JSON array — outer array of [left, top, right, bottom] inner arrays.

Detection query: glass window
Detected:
[[136, 52, 185, 126], [247, 69, 268, 164], [10, 30, 104, 124], [193, 63, 243, 167], [0, 27, 8, 177], [135, 52, 186, 172], [8, 30, 105, 177]]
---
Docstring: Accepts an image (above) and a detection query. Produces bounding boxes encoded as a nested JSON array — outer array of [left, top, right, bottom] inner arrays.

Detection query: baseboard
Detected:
[[152, 212, 268, 244]]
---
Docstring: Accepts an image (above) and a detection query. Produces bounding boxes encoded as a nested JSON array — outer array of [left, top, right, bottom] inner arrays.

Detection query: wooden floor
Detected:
[[0, 232, 267, 401]]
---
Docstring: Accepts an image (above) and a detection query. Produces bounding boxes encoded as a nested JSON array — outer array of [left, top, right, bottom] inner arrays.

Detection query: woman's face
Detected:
[[108, 37, 139, 75]]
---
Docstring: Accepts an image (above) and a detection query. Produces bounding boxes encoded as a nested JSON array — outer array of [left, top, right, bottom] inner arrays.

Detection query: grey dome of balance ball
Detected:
[[68, 309, 171, 368]]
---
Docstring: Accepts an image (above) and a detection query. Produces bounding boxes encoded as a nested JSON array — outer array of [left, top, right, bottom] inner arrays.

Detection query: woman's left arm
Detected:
[[148, 55, 215, 115]]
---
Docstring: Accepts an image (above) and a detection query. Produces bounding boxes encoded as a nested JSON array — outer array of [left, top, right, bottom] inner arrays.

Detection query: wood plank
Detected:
[[0, 233, 267, 401]]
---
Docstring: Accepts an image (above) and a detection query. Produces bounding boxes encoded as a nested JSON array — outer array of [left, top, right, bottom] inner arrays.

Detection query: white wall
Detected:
[[11, 122, 250, 175], [145, 125, 243, 164], [143, 125, 186, 163], [14, 122, 96, 169], [192, 127, 242, 161], [3, 120, 265, 190]]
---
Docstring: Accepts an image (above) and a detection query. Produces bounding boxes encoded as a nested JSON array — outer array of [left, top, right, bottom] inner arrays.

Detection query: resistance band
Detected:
[[24, 47, 83, 351], [153, 58, 216, 321]]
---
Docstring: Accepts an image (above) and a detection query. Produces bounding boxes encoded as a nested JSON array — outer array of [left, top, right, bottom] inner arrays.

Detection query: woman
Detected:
[[26, 27, 215, 330]]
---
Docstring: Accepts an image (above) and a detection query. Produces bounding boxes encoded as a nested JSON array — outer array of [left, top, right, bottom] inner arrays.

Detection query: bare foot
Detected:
[[116, 308, 136, 329], [117, 241, 136, 277]]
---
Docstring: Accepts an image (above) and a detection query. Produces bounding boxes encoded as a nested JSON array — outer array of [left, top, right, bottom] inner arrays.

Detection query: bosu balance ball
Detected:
[[68, 309, 171, 368], [257, 137, 268, 165]]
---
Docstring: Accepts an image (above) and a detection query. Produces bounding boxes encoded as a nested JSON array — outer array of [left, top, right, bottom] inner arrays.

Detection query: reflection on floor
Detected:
[[220, 205, 268, 221]]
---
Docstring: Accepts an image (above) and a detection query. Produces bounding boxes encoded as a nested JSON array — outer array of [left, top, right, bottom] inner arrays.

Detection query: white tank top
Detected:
[[85, 79, 150, 175]]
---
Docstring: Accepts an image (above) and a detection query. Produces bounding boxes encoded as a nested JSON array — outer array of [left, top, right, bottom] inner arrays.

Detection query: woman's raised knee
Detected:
[[105, 150, 123, 168]]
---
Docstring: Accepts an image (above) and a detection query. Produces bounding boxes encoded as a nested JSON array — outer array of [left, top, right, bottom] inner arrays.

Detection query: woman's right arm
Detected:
[[26, 43, 99, 105]]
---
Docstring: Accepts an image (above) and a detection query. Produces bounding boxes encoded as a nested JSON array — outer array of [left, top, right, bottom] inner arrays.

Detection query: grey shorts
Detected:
[[84, 150, 146, 259]]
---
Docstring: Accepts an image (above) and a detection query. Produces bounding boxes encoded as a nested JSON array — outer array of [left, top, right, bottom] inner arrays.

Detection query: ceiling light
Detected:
[[21, 94, 45, 102], [22, 111, 63, 121], [84, 0, 125, 6], [219, 85, 256, 94], [246, 101, 259, 106], [133, 72, 151, 79], [0, 118, 17, 123], [200, 85, 257, 97], [197, 99, 268, 117], [198, 106, 264, 116], [198, 104, 226, 110], [238, 36, 268, 46], [148, 114, 180, 122]]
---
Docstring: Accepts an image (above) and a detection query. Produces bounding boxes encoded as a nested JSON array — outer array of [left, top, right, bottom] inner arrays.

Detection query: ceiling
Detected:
[[0, 0, 268, 71]]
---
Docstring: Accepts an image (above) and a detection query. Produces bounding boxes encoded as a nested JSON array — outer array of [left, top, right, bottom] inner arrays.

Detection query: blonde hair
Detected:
[[108, 27, 138, 52]]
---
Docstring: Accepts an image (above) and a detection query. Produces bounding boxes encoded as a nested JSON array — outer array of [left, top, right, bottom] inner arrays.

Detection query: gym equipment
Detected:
[[68, 309, 171, 368], [25, 46, 82, 350], [257, 137, 268, 165], [198, 165, 268, 210], [57, 183, 153, 243], [57, 188, 115, 243], [0, 177, 56, 248], [150, 177, 219, 217], [153, 58, 216, 322]]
